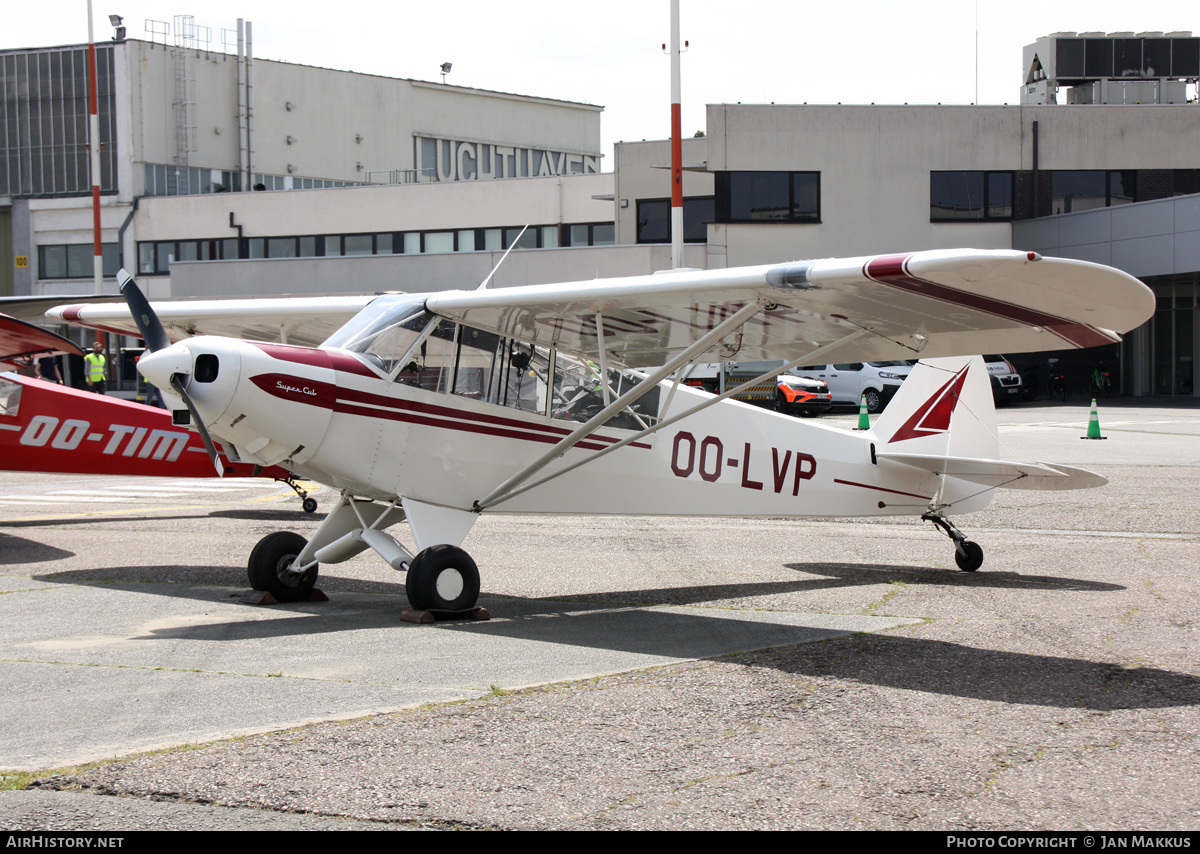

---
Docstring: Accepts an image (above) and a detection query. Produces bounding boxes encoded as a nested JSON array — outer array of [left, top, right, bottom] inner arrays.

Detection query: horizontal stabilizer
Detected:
[[877, 453, 1107, 491]]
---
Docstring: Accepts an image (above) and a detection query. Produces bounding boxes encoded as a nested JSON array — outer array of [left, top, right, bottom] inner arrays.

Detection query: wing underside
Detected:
[[44, 250, 1154, 368], [424, 249, 1154, 368], [45, 295, 379, 347]]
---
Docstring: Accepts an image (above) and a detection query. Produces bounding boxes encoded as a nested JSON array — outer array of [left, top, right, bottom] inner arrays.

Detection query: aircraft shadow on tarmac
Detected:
[[207, 508, 316, 522], [23, 568, 1194, 711], [0, 533, 74, 564], [114, 591, 1200, 713], [784, 562, 1126, 593], [30, 556, 1124, 608], [753, 634, 1200, 711]]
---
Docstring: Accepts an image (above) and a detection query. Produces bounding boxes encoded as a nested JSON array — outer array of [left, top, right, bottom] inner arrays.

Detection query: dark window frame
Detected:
[[38, 242, 120, 279], [930, 171, 1015, 222], [635, 197, 716, 244], [715, 172, 820, 224]]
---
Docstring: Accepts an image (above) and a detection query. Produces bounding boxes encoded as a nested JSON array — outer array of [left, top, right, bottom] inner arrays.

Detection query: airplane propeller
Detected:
[[117, 269, 225, 477]]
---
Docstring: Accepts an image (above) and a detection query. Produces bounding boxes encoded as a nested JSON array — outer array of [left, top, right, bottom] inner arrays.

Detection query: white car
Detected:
[[792, 362, 912, 412], [984, 354, 1023, 405]]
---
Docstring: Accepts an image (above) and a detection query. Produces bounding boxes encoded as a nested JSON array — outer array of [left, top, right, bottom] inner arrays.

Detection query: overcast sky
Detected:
[[6, 1, 1197, 158]]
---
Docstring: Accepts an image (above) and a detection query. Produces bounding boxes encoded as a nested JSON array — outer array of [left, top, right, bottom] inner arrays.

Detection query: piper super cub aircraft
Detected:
[[48, 249, 1154, 614]]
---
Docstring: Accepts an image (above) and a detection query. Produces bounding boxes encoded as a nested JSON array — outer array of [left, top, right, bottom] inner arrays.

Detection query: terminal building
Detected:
[[2, 24, 1198, 397]]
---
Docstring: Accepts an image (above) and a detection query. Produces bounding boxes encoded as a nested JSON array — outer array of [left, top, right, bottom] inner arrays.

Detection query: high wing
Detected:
[[0, 314, 84, 368], [45, 250, 1153, 366], [45, 295, 379, 347], [424, 249, 1154, 367]]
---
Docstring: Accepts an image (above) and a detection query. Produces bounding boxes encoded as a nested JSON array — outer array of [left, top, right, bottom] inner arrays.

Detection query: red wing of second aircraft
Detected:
[[0, 313, 84, 369]]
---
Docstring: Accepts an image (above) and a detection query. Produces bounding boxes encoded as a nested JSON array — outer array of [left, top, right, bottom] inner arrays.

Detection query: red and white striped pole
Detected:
[[669, 0, 683, 270], [87, 0, 103, 296]]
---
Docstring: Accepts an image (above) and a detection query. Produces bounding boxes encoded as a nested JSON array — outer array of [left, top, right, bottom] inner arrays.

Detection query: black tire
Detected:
[[302, 497, 318, 513], [773, 391, 787, 413], [248, 532, 317, 601], [955, 541, 984, 572], [406, 544, 481, 612], [863, 388, 883, 413]]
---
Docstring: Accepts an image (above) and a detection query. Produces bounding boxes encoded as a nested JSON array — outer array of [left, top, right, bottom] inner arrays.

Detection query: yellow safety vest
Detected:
[[84, 352, 107, 381]]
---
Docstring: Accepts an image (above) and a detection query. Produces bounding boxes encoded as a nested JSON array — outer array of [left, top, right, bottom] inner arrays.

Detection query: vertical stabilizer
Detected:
[[871, 355, 999, 464]]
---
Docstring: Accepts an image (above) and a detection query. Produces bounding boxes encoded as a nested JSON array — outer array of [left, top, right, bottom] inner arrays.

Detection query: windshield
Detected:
[[320, 295, 427, 352], [320, 295, 431, 374]]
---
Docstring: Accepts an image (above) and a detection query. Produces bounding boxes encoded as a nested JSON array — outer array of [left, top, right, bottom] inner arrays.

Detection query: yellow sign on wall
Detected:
[[14, 255, 28, 268]]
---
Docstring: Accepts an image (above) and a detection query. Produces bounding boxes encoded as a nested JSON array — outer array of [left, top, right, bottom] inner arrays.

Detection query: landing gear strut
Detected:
[[922, 512, 984, 572]]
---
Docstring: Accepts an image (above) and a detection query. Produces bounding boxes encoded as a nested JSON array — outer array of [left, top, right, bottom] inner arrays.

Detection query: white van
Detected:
[[792, 362, 913, 412]]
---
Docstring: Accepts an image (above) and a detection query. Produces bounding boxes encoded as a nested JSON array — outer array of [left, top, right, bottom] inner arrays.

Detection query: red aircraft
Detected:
[[0, 314, 311, 507]]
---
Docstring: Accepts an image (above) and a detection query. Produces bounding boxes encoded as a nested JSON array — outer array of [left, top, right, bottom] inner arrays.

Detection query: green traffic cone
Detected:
[[1081, 398, 1107, 440], [854, 394, 870, 430]]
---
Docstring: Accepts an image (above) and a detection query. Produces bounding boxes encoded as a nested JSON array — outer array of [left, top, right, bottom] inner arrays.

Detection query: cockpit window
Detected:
[[0, 375, 22, 418], [320, 295, 431, 375], [324, 302, 660, 430]]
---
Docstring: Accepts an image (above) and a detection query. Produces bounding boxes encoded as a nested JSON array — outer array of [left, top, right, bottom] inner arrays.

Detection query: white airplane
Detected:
[[49, 249, 1153, 614]]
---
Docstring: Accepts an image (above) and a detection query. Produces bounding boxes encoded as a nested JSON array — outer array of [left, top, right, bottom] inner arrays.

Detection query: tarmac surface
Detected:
[[0, 399, 1197, 830]]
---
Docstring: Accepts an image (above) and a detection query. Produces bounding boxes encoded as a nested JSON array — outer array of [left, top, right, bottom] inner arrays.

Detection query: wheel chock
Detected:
[[240, 588, 328, 605], [400, 606, 491, 624]]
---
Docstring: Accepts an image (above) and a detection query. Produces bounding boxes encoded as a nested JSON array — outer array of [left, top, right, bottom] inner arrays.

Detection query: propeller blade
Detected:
[[169, 373, 224, 477], [117, 269, 171, 353]]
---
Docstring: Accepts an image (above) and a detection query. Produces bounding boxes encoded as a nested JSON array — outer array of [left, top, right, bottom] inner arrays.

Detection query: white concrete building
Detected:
[[1, 30, 603, 299]]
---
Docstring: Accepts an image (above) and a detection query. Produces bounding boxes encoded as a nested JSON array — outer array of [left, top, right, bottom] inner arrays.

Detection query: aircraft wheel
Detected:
[[302, 497, 318, 513], [863, 388, 883, 413], [248, 532, 317, 601], [955, 541, 984, 572], [406, 544, 480, 612]]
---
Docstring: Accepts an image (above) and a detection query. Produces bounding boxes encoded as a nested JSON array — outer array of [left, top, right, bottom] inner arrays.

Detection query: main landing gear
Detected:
[[246, 492, 484, 616], [922, 512, 984, 572]]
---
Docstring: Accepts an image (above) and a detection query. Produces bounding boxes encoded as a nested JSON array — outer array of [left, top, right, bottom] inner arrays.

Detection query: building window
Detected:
[[137, 238, 240, 275], [564, 222, 617, 247], [636, 198, 715, 243], [715, 173, 819, 223], [38, 243, 120, 279], [930, 172, 1014, 221], [1, 45, 118, 197], [1050, 170, 1140, 214], [133, 222, 607, 274], [144, 164, 241, 196]]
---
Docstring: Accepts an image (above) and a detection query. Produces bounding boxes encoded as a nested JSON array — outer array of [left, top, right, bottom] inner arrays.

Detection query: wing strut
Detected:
[[482, 329, 871, 510], [473, 301, 764, 511]]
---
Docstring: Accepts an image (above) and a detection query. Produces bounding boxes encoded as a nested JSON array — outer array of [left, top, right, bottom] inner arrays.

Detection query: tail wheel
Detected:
[[406, 544, 481, 612], [248, 532, 317, 601]]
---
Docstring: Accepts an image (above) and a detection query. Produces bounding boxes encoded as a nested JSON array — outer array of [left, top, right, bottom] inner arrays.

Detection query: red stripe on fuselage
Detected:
[[249, 371, 651, 451], [864, 255, 1114, 349], [252, 342, 380, 379], [833, 478, 931, 501]]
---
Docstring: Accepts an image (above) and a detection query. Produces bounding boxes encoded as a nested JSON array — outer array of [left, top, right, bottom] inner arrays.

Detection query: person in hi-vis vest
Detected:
[[83, 341, 109, 395]]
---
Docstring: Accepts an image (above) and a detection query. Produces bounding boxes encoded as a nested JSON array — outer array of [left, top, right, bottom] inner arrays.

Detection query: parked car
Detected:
[[984, 354, 1022, 405], [792, 362, 913, 412], [774, 374, 833, 417]]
